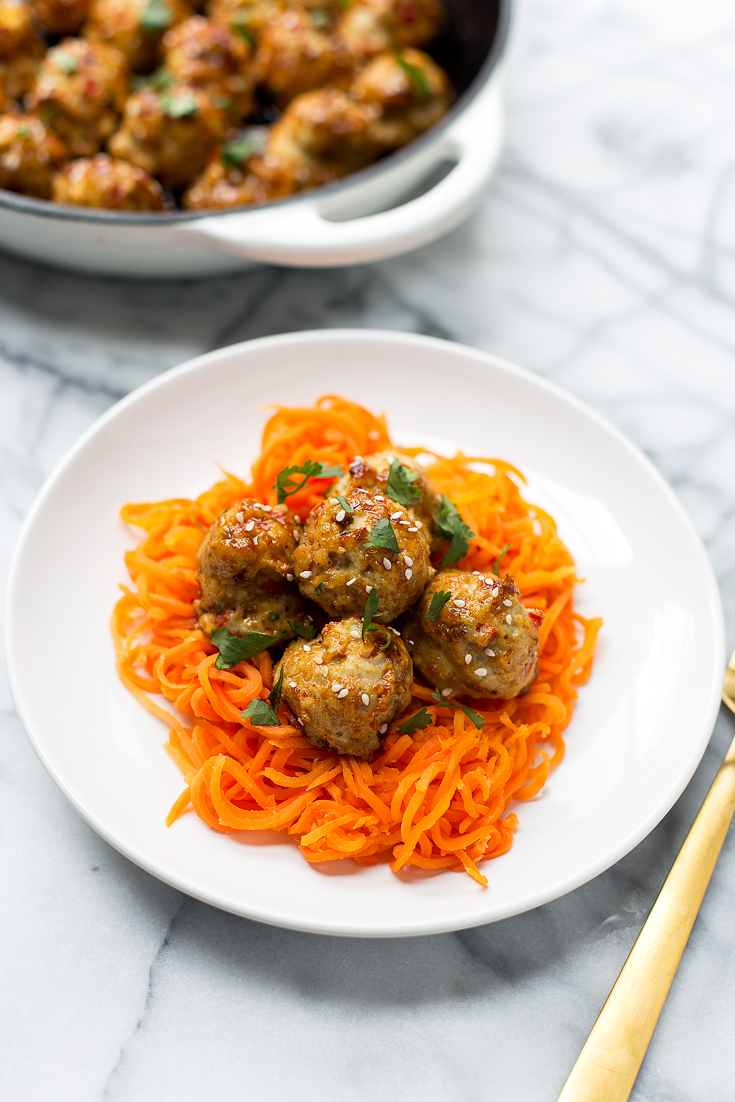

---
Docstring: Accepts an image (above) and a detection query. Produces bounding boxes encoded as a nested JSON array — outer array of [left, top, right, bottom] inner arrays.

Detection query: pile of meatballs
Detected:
[[0, 0, 451, 210], [195, 450, 544, 759]]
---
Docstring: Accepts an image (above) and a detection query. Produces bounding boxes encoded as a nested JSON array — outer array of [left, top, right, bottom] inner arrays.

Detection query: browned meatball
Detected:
[[108, 82, 225, 188], [182, 144, 267, 208], [52, 152, 165, 207], [336, 0, 442, 62], [255, 7, 351, 107], [32, 0, 92, 36], [251, 86, 379, 196], [351, 47, 450, 149], [402, 570, 543, 700], [207, 0, 282, 46], [293, 485, 434, 623], [332, 448, 439, 541], [26, 39, 128, 157], [0, 112, 68, 197], [276, 616, 412, 757], [0, 2, 44, 104], [195, 498, 313, 641], [85, 0, 192, 73], [162, 16, 256, 123]]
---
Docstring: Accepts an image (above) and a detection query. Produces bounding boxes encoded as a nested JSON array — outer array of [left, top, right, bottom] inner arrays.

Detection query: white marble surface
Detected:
[[2, 0, 735, 1098]]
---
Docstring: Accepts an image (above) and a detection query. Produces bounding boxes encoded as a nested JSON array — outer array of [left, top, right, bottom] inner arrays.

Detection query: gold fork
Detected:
[[558, 646, 735, 1102]]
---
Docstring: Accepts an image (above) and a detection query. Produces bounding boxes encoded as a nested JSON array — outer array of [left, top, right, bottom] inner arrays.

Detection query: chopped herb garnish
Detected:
[[315, 582, 326, 595], [309, 9, 331, 28], [361, 588, 391, 649], [159, 89, 198, 118], [426, 589, 451, 623], [336, 494, 354, 515], [210, 626, 286, 670], [145, 66, 174, 90], [492, 542, 510, 575], [435, 495, 475, 568], [398, 708, 432, 735], [275, 459, 344, 504], [17, 123, 32, 139], [54, 50, 78, 74], [241, 666, 284, 727], [386, 459, 422, 507], [395, 52, 430, 96], [140, 0, 173, 34], [365, 517, 399, 553], [268, 612, 279, 621], [221, 137, 258, 167], [212, 94, 233, 111], [430, 688, 484, 730], [231, 14, 255, 45], [288, 620, 318, 640]]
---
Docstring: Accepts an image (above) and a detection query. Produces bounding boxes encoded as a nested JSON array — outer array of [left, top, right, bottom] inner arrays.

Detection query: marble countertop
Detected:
[[2, 0, 735, 1098]]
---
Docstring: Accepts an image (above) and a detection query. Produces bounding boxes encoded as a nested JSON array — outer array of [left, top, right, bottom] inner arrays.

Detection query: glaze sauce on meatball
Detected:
[[332, 447, 439, 540]]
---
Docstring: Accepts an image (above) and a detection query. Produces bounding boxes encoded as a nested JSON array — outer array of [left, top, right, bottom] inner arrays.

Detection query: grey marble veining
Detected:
[[2, 0, 735, 1099]]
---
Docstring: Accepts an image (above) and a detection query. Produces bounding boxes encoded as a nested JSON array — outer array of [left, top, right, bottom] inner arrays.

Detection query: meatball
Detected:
[[254, 7, 351, 108], [182, 147, 267, 208], [251, 86, 379, 196], [0, 1, 44, 103], [208, 0, 282, 45], [402, 570, 543, 700], [351, 47, 450, 149], [0, 113, 68, 198], [293, 485, 434, 623], [195, 498, 313, 641], [26, 39, 128, 157], [276, 616, 412, 757], [332, 448, 439, 541], [32, 0, 92, 36], [108, 83, 225, 188], [84, 0, 192, 73], [162, 16, 256, 123], [52, 152, 165, 207], [336, 0, 443, 62]]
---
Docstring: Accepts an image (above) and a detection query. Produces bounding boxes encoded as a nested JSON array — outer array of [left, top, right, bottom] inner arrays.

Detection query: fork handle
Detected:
[[558, 726, 735, 1102]]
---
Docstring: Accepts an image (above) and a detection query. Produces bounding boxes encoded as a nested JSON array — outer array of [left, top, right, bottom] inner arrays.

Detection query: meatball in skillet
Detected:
[[0, 113, 68, 198], [52, 152, 165, 208], [293, 484, 433, 623], [84, 0, 192, 74], [276, 616, 412, 757], [336, 0, 443, 62], [402, 569, 543, 700], [195, 498, 313, 642], [0, 1, 44, 103], [255, 6, 351, 108], [332, 448, 439, 542], [351, 47, 450, 150], [162, 15, 256, 123]]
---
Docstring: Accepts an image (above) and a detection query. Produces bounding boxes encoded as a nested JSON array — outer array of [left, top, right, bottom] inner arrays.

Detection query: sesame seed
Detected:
[[293, 529, 300, 541], [492, 588, 499, 597], [332, 682, 343, 692], [503, 599, 512, 607], [338, 688, 349, 699], [441, 688, 452, 697], [415, 520, 423, 528], [354, 455, 364, 464], [329, 498, 338, 504], [289, 681, 297, 688], [390, 510, 402, 520], [399, 521, 411, 527], [314, 653, 323, 663], [303, 644, 311, 652], [390, 626, 400, 634], [300, 570, 312, 579], [485, 648, 495, 657], [374, 495, 385, 502], [380, 723, 388, 733], [361, 693, 370, 705], [350, 629, 360, 638], [366, 585, 373, 593], [236, 513, 244, 522], [383, 558, 392, 570], [476, 668, 488, 677], [472, 570, 480, 575], [346, 577, 356, 586], [338, 546, 346, 553], [245, 520, 254, 531], [405, 568, 413, 580], [404, 556, 413, 567], [262, 505, 272, 512], [506, 614, 512, 625], [253, 536, 258, 545], [287, 573, 294, 581], [408, 526, 418, 532], [454, 599, 466, 608], [464, 654, 472, 665], [335, 509, 346, 522]]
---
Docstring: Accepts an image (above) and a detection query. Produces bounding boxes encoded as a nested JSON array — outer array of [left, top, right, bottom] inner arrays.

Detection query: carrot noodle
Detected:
[[112, 396, 602, 887]]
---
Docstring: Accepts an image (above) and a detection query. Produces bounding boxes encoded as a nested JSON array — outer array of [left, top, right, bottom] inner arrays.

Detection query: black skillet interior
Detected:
[[433, 0, 505, 98]]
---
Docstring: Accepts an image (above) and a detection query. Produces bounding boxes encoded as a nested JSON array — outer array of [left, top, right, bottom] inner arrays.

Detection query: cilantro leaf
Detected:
[[395, 52, 430, 96], [158, 89, 198, 118], [365, 517, 399, 553], [430, 689, 484, 730], [492, 542, 510, 575], [398, 708, 432, 735], [386, 459, 422, 507], [315, 582, 326, 595], [288, 620, 318, 640], [17, 123, 32, 139], [336, 494, 354, 515], [141, 0, 173, 33], [210, 626, 286, 670], [362, 588, 379, 641], [275, 459, 344, 504], [269, 664, 284, 712], [54, 49, 78, 74], [221, 138, 258, 168], [241, 665, 284, 726], [426, 589, 451, 623], [435, 495, 475, 568], [231, 17, 256, 45]]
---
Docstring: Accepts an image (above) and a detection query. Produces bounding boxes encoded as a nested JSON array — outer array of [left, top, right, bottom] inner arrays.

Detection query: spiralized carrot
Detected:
[[112, 396, 602, 887]]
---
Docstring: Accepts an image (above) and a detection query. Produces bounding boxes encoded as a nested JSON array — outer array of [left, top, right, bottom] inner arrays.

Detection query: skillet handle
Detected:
[[177, 67, 504, 268]]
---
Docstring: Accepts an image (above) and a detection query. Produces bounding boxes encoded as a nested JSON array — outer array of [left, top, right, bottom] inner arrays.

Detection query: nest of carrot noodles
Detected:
[[112, 396, 601, 887]]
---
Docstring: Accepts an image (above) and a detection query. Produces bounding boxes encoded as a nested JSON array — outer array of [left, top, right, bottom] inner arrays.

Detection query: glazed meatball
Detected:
[[108, 83, 225, 188], [182, 145, 267, 208], [351, 47, 450, 149], [276, 616, 413, 757], [0, 1, 44, 103], [402, 570, 543, 700], [52, 152, 165, 207], [0, 113, 68, 197], [332, 448, 439, 542], [85, 0, 192, 73], [255, 7, 351, 107], [26, 39, 128, 157], [293, 485, 434, 623], [208, 0, 282, 45], [32, 0, 92, 36], [252, 86, 379, 196], [336, 0, 443, 62], [195, 498, 313, 641], [162, 16, 256, 123]]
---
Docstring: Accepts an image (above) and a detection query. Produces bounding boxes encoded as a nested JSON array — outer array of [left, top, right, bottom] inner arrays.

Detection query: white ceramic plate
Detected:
[[6, 330, 724, 938]]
